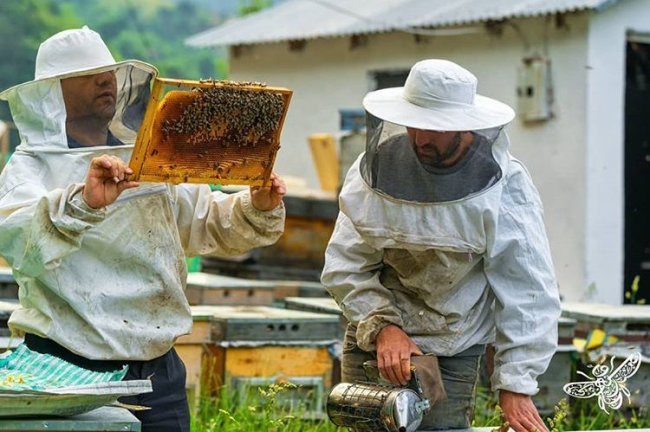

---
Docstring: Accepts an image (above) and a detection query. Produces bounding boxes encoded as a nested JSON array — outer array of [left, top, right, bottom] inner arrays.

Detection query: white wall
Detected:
[[229, 14, 590, 302], [585, 0, 650, 304]]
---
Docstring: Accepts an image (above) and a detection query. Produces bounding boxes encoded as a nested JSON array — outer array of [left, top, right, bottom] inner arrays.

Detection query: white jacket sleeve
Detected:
[[484, 164, 561, 395], [173, 185, 285, 258], [321, 211, 403, 352], [0, 180, 105, 277]]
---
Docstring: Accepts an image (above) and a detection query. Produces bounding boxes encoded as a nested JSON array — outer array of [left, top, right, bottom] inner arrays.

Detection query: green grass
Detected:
[[191, 382, 341, 432], [191, 382, 650, 431], [472, 386, 650, 431]]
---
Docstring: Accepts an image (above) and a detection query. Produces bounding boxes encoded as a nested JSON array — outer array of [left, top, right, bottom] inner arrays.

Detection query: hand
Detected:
[[250, 172, 286, 211], [499, 390, 548, 432], [83, 155, 139, 209], [376, 324, 423, 386]]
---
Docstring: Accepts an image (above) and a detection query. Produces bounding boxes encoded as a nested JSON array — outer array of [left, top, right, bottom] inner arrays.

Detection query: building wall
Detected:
[[585, 0, 650, 305], [229, 14, 590, 302]]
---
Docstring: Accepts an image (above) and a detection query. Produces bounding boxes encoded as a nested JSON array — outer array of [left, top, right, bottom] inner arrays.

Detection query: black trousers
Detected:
[[25, 334, 190, 432]]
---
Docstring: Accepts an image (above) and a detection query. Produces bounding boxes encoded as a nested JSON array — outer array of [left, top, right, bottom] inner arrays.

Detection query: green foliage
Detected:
[[472, 386, 650, 431], [0, 0, 228, 123], [625, 275, 647, 304], [0, 0, 81, 120], [238, 0, 272, 16], [56, 0, 227, 80]]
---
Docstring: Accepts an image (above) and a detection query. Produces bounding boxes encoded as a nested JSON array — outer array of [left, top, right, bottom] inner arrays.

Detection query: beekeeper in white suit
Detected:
[[0, 27, 286, 431], [322, 59, 561, 432]]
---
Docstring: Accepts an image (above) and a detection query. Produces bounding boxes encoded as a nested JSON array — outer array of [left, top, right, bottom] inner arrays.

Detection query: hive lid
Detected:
[[284, 297, 342, 315], [128, 78, 292, 186], [562, 302, 650, 323], [0, 380, 152, 418]]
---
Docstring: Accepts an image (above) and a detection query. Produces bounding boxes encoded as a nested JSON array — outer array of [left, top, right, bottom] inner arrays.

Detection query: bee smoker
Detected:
[[326, 382, 430, 432]]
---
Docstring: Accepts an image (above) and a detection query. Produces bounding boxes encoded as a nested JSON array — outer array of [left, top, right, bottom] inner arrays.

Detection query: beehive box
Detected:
[[0, 300, 20, 354], [283, 297, 347, 386], [561, 302, 650, 341], [185, 272, 275, 306], [0, 407, 141, 431], [174, 305, 339, 415], [0, 299, 19, 338], [129, 78, 292, 186], [0, 268, 17, 300], [185, 272, 327, 305], [283, 297, 346, 338]]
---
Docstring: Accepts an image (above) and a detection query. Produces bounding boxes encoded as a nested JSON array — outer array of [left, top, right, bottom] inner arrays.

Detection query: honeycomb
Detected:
[[129, 78, 292, 186]]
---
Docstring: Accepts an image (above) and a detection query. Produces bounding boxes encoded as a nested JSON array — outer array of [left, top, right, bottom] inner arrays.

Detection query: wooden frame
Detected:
[[128, 78, 292, 187]]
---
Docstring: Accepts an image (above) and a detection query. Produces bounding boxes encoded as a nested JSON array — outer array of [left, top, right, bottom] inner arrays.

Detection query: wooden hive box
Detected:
[[185, 272, 327, 305], [129, 78, 292, 186], [283, 297, 347, 386], [174, 306, 339, 415], [0, 299, 19, 338], [283, 297, 346, 338], [0, 299, 20, 353], [561, 302, 650, 341], [0, 267, 17, 300], [185, 272, 275, 306], [0, 407, 141, 432]]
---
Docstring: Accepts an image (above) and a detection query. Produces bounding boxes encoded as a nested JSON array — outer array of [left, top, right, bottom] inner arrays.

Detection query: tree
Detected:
[[0, 0, 81, 121], [238, 0, 272, 16]]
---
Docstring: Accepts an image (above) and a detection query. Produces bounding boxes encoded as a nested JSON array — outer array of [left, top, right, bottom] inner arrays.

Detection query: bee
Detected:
[[563, 351, 642, 413]]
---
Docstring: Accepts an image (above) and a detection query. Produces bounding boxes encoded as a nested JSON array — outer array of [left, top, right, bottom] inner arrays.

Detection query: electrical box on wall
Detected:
[[517, 56, 553, 122]]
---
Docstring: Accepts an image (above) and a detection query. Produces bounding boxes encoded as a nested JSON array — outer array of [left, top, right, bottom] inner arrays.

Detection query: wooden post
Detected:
[[308, 133, 339, 192]]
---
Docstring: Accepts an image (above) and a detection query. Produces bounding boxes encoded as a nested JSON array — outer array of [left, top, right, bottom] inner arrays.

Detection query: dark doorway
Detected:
[[624, 39, 650, 304]]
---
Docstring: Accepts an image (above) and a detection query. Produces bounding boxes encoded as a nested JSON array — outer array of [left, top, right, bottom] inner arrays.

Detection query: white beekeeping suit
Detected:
[[322, 59, 561, 396], [0, 26, 285, 361]]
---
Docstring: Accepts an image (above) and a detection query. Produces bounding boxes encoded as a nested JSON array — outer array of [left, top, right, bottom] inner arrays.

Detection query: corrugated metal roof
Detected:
[[186, 0, 618, 47]]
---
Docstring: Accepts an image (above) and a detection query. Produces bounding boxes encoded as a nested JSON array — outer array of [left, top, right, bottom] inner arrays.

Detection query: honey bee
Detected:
[[563, 351, 642, 413]]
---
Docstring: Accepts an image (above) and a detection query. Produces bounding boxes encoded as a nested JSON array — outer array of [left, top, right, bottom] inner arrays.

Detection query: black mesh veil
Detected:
[[360, 112, 507, 203]]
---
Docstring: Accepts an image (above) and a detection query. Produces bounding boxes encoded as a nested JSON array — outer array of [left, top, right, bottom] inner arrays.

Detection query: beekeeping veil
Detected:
[[0, 26, 157, 189], [361, 59, 515, 203]]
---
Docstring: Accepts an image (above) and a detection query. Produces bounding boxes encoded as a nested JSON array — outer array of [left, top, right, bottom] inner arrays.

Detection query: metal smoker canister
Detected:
[[327, 382, 430, 432]]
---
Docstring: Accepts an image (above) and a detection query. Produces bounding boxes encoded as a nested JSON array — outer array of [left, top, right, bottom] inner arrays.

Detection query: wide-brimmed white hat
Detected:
[[0, 26, 156, 100], [363, 59, 514, 131]]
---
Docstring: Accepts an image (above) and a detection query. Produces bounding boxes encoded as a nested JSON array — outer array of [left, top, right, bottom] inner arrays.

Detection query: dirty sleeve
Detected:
[[0, 179, 104, 277], [484, 163, 561, 395], [173, 185, 285, 258], [321, 211, 403, 352]]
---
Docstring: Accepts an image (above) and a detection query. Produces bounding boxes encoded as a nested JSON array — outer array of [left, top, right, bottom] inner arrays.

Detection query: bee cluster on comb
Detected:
[[129, 77, 292, 186], [161, 79, 285, 148]]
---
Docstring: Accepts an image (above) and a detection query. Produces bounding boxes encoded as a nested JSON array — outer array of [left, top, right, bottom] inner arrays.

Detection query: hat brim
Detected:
[[0, 59, 158, 101], [363, 87, 515, 131]]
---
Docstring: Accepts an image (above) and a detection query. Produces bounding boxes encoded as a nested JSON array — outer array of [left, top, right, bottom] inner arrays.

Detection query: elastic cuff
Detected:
[[356, 316, 404, 352], [240, 191, 285, 221], [491, 373, 539, 396], [68, 184, 106, 222]]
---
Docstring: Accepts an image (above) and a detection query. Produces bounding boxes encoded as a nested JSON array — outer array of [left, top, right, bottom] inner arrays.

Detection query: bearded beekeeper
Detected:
[[0, 27, 286, 431], [322, 59, 561, 432]]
